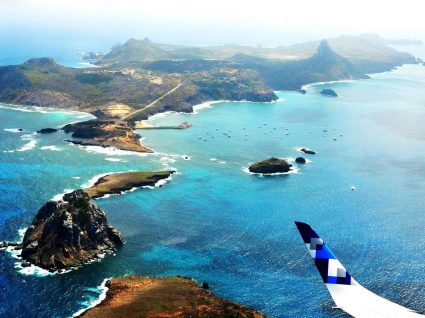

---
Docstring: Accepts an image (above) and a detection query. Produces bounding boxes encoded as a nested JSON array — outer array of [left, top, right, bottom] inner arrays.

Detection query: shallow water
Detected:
[[0, 64, 425, 317]]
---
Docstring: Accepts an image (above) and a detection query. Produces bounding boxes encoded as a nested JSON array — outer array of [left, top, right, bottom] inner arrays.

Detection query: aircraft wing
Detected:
[[295, 221, 424, 318]]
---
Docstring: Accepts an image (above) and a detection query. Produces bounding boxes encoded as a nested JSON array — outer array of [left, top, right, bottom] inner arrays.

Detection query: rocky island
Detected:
[[300, 148, 316, 155], [249, 157, 293, 174], [78, 276, 264, 318], [37, 128, 58, 134], [295, 157, 307, 164], [20, 190, 124, 272], [84, 171, 175, 199], [320, 88, 338, 97]]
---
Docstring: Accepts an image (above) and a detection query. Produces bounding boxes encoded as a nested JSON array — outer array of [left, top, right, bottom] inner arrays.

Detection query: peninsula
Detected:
[[77, 276, 264, 318], [62, 119, 152, 153]]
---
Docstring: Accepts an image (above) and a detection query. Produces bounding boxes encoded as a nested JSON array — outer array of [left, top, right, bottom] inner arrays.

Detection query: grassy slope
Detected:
[[79, 276, 264, 318], [84, 171, 174, 198]]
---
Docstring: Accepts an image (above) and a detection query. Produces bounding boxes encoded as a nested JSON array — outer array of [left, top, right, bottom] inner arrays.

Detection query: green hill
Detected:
[[99, 38, 172, 66], [0, 35, 417, 120]]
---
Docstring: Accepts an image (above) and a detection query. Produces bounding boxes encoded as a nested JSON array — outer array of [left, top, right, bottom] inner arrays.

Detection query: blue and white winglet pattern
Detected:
[[295, 221, 424, 318]]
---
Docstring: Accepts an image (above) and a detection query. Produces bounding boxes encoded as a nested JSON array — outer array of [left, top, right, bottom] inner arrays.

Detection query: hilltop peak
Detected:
[[124, 37, 153, 46], [25, 57, 56, 66], [313, 39, 336, 59], [99, 38, 170, 64]]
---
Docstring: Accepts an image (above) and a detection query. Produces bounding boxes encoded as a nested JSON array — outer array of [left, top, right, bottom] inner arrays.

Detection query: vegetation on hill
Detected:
[[0, 35, 416, 120]]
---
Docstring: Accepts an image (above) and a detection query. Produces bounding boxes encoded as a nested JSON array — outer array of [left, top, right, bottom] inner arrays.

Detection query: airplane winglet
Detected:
[[295, 221, 353, 285], [295, 221, 425, 317]]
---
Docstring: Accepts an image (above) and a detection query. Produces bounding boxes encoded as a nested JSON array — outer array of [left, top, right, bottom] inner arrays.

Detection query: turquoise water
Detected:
[[0, 65, 425, 317]]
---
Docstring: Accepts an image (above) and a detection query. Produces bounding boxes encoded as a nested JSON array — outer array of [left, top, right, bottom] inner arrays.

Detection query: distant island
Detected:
[[0, 34, 416, 151], [0, 34, 416, 122]]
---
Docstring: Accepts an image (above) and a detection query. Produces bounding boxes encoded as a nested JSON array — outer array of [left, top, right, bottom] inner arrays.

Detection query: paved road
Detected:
[[119, 83, 182, 122]]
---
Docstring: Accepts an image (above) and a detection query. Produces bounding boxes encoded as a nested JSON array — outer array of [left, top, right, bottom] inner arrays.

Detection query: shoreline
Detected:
[[72, 278, 110, 317], [0, 62, 415, 128], [0, 102, 91, 116], [300, 63, 417, 91], [3, 227, 117, 276], [72, 276, 265, 318], [301, 79, 357, 90]]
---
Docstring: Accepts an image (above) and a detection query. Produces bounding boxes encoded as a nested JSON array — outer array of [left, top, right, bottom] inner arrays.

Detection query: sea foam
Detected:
[[71, 278, 110, 317], [3, 128, 23, 133], [40, 145, 61, 151]]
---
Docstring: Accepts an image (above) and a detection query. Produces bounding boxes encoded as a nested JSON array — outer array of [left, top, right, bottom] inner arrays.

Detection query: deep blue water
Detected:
[[0, 64, 425, 318]]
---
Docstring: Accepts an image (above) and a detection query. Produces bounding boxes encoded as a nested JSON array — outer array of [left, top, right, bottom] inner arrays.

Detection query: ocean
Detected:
[[0, 62, 425, 317]]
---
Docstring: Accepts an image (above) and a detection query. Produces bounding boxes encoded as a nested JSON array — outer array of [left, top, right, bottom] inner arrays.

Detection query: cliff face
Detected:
[[256, 40, 369, 90], [307, 40, 365, 79], [21, 190, 123, 271]]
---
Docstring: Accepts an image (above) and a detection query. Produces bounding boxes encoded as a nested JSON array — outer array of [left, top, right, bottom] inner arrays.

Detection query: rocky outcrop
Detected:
[[20, 190, 123, 272], [77, 276, 264, 318], [295, 157, 306, 164], [300, 148, 316, 155], [37, 128, 58, 134], [249, 157, 292, 174], [320, 88, 338, 97]]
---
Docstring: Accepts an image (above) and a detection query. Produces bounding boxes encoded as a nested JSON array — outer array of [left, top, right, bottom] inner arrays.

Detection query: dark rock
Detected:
[[320, 89, 338, 97], [91, 109, 111, 119], [81, 52, 104, 61], [21, 261, 31, 268], [62, 119, 152, 153], [295, 157, 306, 164], [18, 128, 23, 132], [63, 119, 119, 139], [299, 89, 307, 94], [202, 282, 209, 289], [21, 190, 124, 271], [300, 148, 316, 155], [5, 242, 20, 248], [37, 128, 58, 134], [248, 157, 292, 174]]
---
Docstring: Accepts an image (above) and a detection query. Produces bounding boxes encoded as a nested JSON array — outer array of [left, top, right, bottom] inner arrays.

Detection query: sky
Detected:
[[0, 0, 424, 56]]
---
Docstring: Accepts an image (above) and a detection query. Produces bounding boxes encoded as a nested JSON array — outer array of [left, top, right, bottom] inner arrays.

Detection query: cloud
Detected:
[[0, 0, 424, 45]]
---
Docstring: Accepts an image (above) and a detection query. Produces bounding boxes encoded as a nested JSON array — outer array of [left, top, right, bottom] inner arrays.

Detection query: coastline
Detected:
[[301, 79, 357, 90], [300, 63, 418, 91], [0, 102, 91, 117], [1, 61, 424, 317], [72, 278, 110, 318]]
